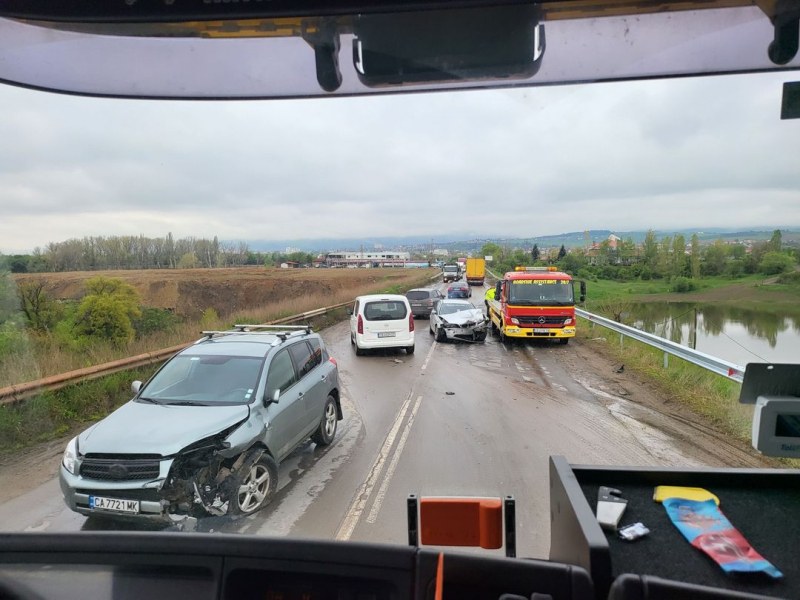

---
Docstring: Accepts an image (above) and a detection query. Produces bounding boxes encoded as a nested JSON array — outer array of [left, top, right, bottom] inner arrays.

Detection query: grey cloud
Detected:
[[1, 71, 799, 253]]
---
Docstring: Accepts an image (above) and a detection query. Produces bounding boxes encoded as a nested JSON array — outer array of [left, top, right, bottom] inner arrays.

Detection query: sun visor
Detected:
[[0, 3, 798, 98]]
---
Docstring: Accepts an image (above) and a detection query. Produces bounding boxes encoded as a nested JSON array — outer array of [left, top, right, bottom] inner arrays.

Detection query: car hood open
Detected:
[[78, 401, 250, 457]]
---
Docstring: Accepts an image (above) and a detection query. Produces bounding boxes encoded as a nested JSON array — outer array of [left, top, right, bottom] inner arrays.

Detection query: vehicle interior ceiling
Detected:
[[0, 0, 798, 599]]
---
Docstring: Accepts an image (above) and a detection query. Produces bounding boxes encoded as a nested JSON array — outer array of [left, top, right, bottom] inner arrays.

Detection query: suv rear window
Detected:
[[364, 301, 408, 321], [406, 291, 431, 300]]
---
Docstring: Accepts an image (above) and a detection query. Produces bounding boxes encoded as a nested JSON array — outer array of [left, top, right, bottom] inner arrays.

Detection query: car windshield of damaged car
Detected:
[[438, 302, 475, 315], [508, 280, 574, 306], [137, 355, 263, 405]]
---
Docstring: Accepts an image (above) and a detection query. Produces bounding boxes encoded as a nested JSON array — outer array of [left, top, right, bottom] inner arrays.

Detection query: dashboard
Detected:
[[0, 532, 593, 600]]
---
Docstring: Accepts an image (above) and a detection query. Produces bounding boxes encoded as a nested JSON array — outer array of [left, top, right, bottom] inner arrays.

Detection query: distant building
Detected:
[[432, 249, 450, 256], [325, 251, 411, 268]]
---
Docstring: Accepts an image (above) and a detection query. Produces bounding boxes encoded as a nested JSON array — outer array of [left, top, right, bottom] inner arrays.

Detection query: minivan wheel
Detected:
[[355, 342, 365, 356], [231, 454, 278, 515], [406, 344, 415, 355], [312, 395, 338, 446]]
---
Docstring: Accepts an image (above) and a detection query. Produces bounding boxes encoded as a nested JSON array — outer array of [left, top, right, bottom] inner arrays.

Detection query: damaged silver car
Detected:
[[59, 325, 341, 524], [429, 300, 489, 343]]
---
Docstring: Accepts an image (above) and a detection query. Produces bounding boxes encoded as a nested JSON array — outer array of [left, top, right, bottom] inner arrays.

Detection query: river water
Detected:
[[623, 303, 800, 368]]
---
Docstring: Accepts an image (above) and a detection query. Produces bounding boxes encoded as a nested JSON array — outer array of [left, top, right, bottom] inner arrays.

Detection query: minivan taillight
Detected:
[[409, 314, 415, 332], [357, 314, 363, 334], [329, 357, 337, 367]]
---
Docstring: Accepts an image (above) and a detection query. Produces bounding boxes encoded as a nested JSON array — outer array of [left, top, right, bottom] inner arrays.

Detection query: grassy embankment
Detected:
[[0, 268, 436, 453], [577, 274, 800, 464]]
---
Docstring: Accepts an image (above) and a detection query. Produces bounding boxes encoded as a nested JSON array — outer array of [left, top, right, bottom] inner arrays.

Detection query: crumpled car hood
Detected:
[[79, 401, 250, 456], [442, 309, 487, 326]]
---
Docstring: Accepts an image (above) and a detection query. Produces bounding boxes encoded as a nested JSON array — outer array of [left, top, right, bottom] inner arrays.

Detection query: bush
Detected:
[[671, 276, 697, 293], [74, 277, 142, 346], [777, 271, 800, 285], [133, 307, 180, 338], [759, 251, 796, 276]]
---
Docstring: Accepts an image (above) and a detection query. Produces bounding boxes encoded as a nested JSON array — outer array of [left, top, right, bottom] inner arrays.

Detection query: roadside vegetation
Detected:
[[0, 263, 433, 452], [0, 266, 433, 388], [481, 229, 798, 460]]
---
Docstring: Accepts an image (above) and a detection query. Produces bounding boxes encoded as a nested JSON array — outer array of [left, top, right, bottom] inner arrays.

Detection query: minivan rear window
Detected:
[[406, 291, 430, 300], [364, 301, 408, 321]]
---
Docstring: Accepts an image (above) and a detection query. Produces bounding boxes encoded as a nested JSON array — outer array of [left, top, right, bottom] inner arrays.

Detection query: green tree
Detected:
[[642, 229, 659, 272], [74, 277, 141, 345], [702, 240, 729, 276], [559, 250, 586, 274], [759, 251, 795, 275], [657, 235, 672, 277], [0, 267, 18, 324], [18, 280, 62, 332], [557, 245, 567, 260], [178, 252, 199, 269], [531, 244, 540, 262], [768, 229, 782, 252], [671, 235, 686, 278], [690, 234, 701, 279]]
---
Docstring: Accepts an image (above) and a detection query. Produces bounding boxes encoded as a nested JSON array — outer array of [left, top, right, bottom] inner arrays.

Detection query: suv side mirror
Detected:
[[266, 389, 280, 405], [131, 381, 142, 394]]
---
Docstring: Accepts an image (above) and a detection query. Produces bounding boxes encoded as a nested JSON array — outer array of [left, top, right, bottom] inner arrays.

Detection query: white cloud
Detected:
[[1, 71, 799, 254]]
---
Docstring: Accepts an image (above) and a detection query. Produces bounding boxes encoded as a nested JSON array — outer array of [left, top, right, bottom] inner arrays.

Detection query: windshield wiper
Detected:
[[136, 397, 162, 405], [163, 400, 208, 406]]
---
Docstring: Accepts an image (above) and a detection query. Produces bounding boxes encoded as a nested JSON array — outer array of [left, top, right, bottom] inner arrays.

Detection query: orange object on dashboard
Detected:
[[420, 497, 503, 549]]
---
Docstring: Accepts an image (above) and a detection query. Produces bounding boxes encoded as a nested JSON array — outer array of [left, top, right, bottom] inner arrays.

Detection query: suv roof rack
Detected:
[[197, 324, 313, 344]]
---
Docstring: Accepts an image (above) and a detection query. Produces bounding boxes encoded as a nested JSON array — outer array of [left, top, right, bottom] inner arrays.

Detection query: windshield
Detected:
[[0, 3, 799, 591], [439, 303, 475, 315], [140, 354, 263, 405], [508, 280, 574, 306]]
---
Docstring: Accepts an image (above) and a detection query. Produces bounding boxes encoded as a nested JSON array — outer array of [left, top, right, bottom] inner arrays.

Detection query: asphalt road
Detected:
[[0, 280, 752, 558]]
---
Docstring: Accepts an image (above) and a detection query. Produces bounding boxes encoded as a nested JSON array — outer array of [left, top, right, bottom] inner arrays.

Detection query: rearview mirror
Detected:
[[131, 381, 142, 394], [353, 5, 545, 88]]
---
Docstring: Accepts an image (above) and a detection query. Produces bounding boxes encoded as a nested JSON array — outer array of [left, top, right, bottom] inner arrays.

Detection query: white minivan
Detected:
[[350, 294, 415, 355]]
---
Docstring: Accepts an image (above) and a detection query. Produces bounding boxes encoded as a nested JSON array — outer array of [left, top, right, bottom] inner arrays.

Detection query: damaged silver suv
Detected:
[[59, 325, 341, 523]]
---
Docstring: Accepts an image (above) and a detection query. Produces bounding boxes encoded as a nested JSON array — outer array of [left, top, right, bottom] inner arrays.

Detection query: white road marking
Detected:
[[366, 394, 423, 524], [421, 339, 437, 371], [334, 390, 416, 541]]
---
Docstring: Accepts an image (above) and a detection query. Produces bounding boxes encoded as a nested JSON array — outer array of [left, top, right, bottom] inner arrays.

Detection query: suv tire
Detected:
[[230, 453, 278, 515], [312, 395, 338, 446]]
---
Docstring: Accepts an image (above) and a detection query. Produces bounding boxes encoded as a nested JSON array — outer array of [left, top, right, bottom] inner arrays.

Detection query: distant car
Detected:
[[406, 288, 444, 318], [447, 282, 471, 298], [430, 300, 489, 342], [60, 326, 341, 522], [350, 294, 415, 355]]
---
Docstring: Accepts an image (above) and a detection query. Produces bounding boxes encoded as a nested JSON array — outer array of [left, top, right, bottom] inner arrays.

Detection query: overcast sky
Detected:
[[1, 70, 798, 254]]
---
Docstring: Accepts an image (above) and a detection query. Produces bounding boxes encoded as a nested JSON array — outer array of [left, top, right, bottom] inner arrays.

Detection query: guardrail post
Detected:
[[663, 351, 669, 370], [619, 332, 624, 349]]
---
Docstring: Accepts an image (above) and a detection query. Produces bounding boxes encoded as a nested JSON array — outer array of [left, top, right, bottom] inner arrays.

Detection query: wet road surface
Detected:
[[0, 281, 755, 558]]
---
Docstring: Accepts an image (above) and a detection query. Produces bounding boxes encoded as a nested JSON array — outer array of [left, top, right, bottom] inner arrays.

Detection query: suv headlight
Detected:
[[63, 437, 78, 475]]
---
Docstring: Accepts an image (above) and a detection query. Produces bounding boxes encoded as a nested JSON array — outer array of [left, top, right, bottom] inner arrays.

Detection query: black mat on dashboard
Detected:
[[579, 482, 800, 599]]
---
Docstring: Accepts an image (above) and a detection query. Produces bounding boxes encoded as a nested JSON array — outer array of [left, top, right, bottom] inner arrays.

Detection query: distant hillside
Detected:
[[239, 227, 799, 253]]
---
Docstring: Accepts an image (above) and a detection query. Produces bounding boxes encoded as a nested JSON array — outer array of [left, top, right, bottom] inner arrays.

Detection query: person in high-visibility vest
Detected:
[[484, 286, 495, 314]]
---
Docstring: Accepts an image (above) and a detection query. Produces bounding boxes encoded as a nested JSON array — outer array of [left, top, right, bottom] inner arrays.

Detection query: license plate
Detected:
[[89, 495, 140, 514], [377, 331, 396, 338], [533, 328, 549, 334]]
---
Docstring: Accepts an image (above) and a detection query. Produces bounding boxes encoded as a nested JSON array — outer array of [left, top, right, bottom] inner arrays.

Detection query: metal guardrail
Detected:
[[0, 271, 442, 407], [0, 300, 355, 407], [575, 307, 746, 383]]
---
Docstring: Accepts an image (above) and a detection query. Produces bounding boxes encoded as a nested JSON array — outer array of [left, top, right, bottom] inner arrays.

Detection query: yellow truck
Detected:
[[465, 257, 486, 286]]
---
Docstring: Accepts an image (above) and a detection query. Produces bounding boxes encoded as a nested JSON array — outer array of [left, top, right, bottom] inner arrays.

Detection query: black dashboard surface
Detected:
[[0, 532, 593, 600]]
